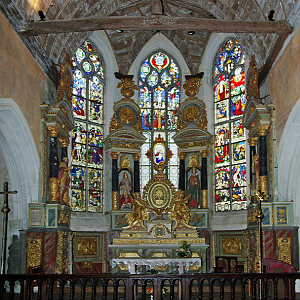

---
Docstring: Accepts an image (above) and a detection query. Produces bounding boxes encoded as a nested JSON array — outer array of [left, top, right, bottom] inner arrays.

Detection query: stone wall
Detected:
[[0, 11, 46, 152], [267, 25, 300, 145]]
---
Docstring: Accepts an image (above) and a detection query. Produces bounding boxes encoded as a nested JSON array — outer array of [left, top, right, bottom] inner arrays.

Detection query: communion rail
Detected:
[[0, 273, 299, 300]]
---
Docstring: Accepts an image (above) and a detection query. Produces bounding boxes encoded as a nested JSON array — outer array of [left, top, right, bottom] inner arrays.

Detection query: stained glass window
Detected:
[[71, 40, 104, 212], [214, 39, 247, 211], [139, 52, 180, 189]]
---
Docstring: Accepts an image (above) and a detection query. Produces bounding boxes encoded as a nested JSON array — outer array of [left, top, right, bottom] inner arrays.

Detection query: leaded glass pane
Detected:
[[71, 40, 104, 212], [139, 52, 180, 191], [213, 39, 247, 211]]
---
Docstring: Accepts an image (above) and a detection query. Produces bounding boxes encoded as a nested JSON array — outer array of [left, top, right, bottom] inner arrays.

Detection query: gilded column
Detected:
[[133, 153, 141, 194], [59, 138, 69, 161], [200, 149, 208, 209], [111, 152, 120, 211], [48, 127, 60, 202], [178, 152, 186, 191], [258, 126, 268, 198]]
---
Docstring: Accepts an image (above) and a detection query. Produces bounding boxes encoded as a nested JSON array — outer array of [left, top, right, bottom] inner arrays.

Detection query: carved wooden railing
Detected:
[[0, 273, 299, 300]]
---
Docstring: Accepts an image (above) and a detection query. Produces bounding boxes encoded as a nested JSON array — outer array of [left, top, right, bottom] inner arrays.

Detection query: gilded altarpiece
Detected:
[[27, 56, 74, 274], [243, 57, 298, 272], [105, 74, 210, 274]]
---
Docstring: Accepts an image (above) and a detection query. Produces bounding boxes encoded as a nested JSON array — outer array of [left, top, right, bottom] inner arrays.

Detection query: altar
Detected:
[[111, 257, 201, 274]]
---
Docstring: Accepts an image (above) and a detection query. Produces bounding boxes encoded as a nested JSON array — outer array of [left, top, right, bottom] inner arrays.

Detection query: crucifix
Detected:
[[0, 182, 17, 275]]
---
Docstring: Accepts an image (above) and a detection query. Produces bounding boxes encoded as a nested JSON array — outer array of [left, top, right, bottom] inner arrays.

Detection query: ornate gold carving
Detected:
[[119, 106, 136, 124], [189, 153, 199, 168], [112, 191, 119, 211], [201, 190, 208, 209], [200, 150, 208, 158], [247, 55, 260, 100], [59, 138, 70, 148], [222, 237, 242, 255], [277, 208, 287, 224], [126, 194, 150, 226], [119, 252, 141, 258], [259, 175, 269, 198], [248, 137, 258, 147], [58, 210, 70, 225], [117, 77, 137, 98], [110, 152, 120, 160], [58, 157, 71, 206], [176, 113, 186, 131], [27, 238, 42, 268], [169, 190, 191, 227], [109, 112, 122, 132], [77, 238, 98, 256], [196, 108, 208, 130], [133, 115, 143, 133], [110, 142, 141, 149], [183, 105, 201, 123], [113, 238, 205, 245], [49, 177, 59, 202], [248, 209, 258, 224], [257, 125, 269, 136], [56, 231, 69, 274], [278, 237, 291, 265], [83, 262, 94, 268], [120, 154, 131, 169], [133, 153, 141, 161], [178, 152, 186, 160], [150, 252, 168, 258], [120, 233, 141, 238], [183, 76, 202, 97], [47, 126, 60, 137], [56, 53, 72, 103]]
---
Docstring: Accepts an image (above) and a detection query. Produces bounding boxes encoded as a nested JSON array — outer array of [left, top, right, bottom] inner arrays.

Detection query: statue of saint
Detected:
[[119, 171, 133, 209], [58, 157, 71, 205], [186, 167, 201, 208]]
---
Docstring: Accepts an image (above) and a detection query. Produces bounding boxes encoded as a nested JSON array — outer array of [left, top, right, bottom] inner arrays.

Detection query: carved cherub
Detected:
[[125, 194, 150, 226], [169, 190, 191, 226]]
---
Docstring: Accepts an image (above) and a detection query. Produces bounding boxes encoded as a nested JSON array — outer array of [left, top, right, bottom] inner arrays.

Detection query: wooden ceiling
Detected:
[[0, 0, 297, 80]]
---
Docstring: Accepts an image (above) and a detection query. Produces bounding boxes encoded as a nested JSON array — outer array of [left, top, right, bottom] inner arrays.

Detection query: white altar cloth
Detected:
[[111, 258, 201, 274]]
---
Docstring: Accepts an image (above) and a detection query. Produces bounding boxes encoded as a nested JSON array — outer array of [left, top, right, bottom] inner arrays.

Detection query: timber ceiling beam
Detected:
[[19, 16, 293, 35]]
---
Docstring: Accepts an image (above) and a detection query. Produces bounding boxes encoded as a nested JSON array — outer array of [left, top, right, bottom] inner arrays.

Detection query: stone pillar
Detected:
[[258, 126, 268, 198], [133, 153, 141, 194], [178, 152, 186, 191], [47, 127, 60, 202], [111, 152, 120, 211], [200, 150, 208, 209]]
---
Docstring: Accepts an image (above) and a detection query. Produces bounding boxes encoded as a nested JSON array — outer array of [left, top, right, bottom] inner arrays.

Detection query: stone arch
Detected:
[[0, 98, 39, 234]]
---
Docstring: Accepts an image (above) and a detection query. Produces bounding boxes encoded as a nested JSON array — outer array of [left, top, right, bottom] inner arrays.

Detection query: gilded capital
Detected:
[[248, 137, 258, 147], [110, 152, 120, 160], [200, 149, 208, 158], [133, 153, 141, 161], [47, 126, 60, 137], [178, 152, 186, 160], [59, 138, 70, 148], [257, 126, 268, 136]]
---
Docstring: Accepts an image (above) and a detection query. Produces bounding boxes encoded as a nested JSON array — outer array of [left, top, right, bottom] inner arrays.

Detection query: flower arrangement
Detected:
[[177, 240, 192, 258], [146, 281, 167, 299]]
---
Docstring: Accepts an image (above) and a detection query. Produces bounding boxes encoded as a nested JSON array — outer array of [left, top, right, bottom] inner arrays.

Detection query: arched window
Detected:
[[214, 39, 247, 212], [70, 40, 104, 212], [139, 51, 180, 190]]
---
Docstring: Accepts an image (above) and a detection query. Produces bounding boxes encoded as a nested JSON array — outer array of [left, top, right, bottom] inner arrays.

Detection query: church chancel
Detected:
[[106, 73, 210, 274]]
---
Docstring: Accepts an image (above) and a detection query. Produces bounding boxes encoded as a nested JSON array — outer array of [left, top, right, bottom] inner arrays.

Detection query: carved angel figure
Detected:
[[125, 194, 150, 226], [117, 78, 137, 98], [169, 190, 191, 226]]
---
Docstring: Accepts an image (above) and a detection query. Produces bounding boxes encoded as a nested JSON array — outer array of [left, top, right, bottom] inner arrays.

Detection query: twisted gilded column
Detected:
[[200, 150, 208, 209], [111, 152, 120, 210], [178, 152, 186, 191], [48, 127, 60, 202]]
